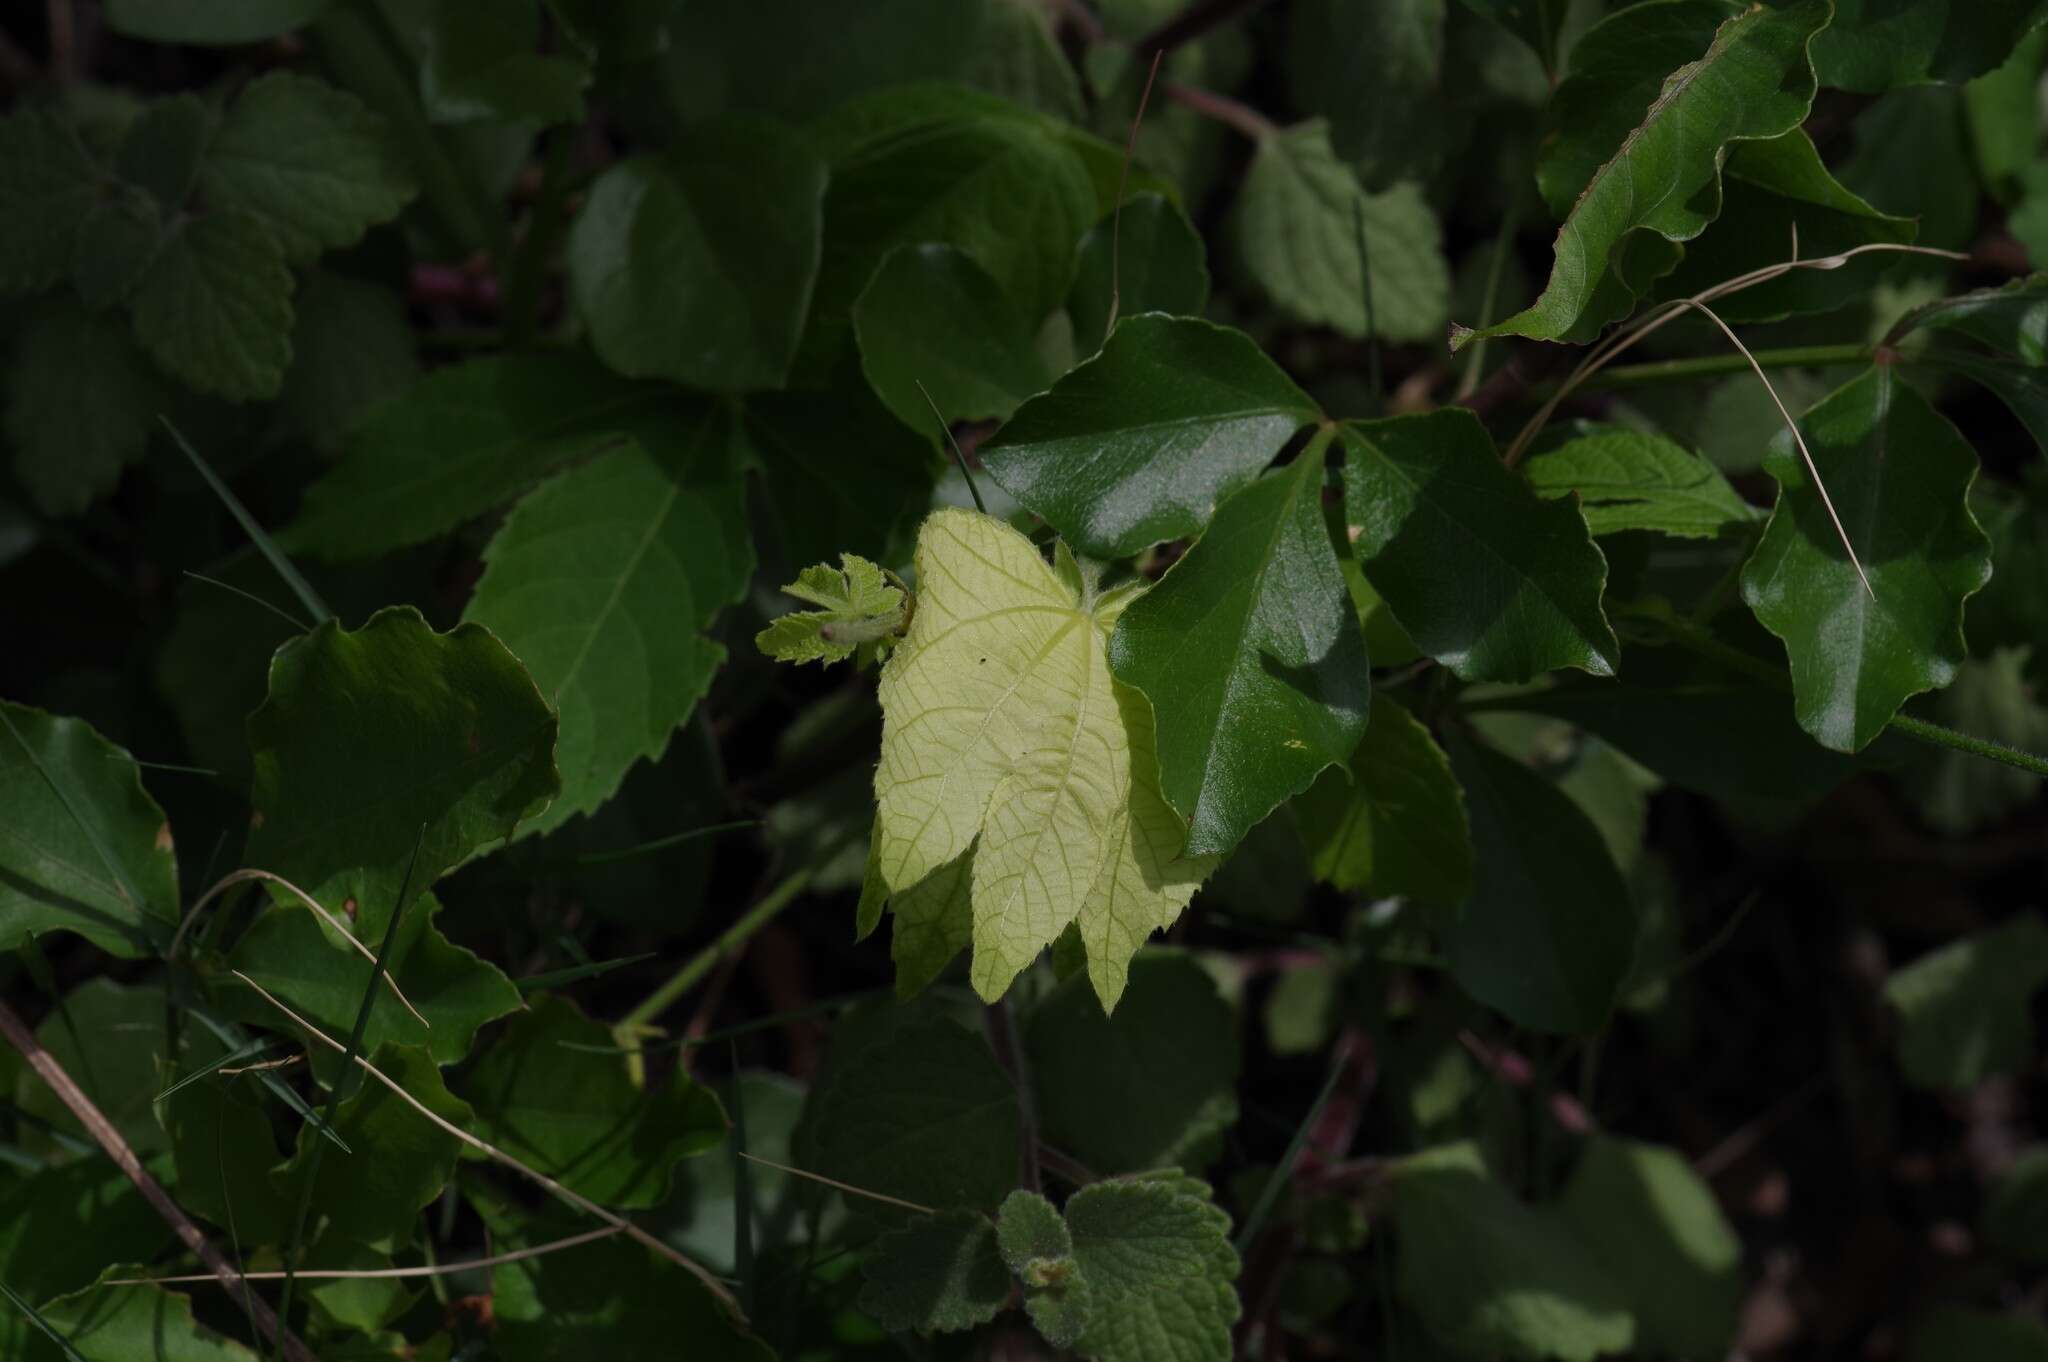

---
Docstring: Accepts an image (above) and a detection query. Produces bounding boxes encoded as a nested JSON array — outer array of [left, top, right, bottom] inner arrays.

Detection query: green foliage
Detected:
[[1884, 914, 2048, 1089], [1297, 698, 1473, 901], [856, 1210, 1010, 1333], [1066, 1175, 1240, 1362], [853, 243, 1051, 428], [755, 555, 906, 668], [1522, 422, 1756, 539]]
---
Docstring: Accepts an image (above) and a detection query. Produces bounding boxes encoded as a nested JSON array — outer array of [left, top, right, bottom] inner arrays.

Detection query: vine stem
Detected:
[[1162, 82, 1277, 140], [0, 999, 319, 1362], [1570, 342, 1872, 392], [983, 997, 1040, 1193], [1889, 714, 2048, 778]]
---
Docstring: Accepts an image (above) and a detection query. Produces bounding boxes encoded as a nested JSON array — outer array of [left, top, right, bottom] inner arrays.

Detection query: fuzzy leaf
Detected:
[[1237, 120, 1449, 343], [1457, 0, 1831, 349], [857, 1210, 1011, 1333], [1297, 698, 1472, 902], [1883, 913, 2048, 1090], [980, 315, 1320, 559], [1741, 366, 1993, 752], [130, 209, 295, 401], [196, 71, 415, 265], [1000, 1190, 1093, 1346], [756, 554, 906, 667], [464, 424, 753, 835], [0, 701, 178, 958], [1067, 1177, 1240, 1362], [1523, 422, 1756, 539], [873, 509, 1214, 1007], [245, 606, 560, 914], [1340, 410, 1620, 683], [1109, 454, 1370, 856]]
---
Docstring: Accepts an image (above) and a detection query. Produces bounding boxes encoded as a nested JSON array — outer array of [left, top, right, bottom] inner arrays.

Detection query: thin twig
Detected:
[[735, 1152, 937, 1216], [1105, 49, 1165, 339], [1162, 82, 1277, 140], [230, 971, 746, 1321], [0, 999, 318, 1362], [106, 1226, 626, 1286]]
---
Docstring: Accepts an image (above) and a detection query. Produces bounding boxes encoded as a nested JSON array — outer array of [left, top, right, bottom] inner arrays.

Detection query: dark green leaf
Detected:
[[1812, 0, 2048, 92], [1883, 913, 2048, 1090], [1915, 648, 2047, 832], [0, 1164, 169, 1320], [277, 1043, 469, 1248], [1026, 952, 1239, 1176], [1067, 194, 1210, 355], [857, 1210, 1010, 1333], [1459, 0, 1567, 74], [245, 606, 560, 912], [1906, 1309, 2048, 1362], [1392, 1142, 1634, 1362], [162, 1060, 293, 1245], [1444, 728, 1635, 1034], [1237, 120, 1449, 342], [1109, 453, 1369, 855], [284, 353, 672, 561], [25, 1277, 259, 1361], [1340, 410, 1619, 682], [1984, 1146, 2048, 1266], [269, 273, 420, 455], [1522, 422, 1755, 539], [5, 301, 165, 517], [417, 0, 590, 126], [853, 243, 1051, 429], [981, 315, 1319, 558], [1286, 0, 1445, 187], [1296, 698, 1472, 902], [567, 121, 827, 392], [999, 1189, 1092, 1347], [106, 0, 326, 43], [464, 418, 752, 835], [1965, 32, 2047, 199], [740, 381, 939, 567], [115, 93, 211, 209], [1457, 0, 1830, 350], [886, 844, 976, 1000], [223, 891, 523, 1073], [0, 113, 105, 294], [1067, 1176, 1240, 1362], [964, 0, 1085, 121], [69, 184, 167, 310], [197, 72, 414, 265], [0, 702, 177, 958], [1970, 476, 2048, 674], [1889, 277, 2048, 453], [807, 1014, 1018, 1216], [15, 980, 168, 1156], [1558, 1137, 1741, 1361], [461, 995, 727, 1209], [1740, 366, 1993, 752], [130, 210, 295, 402], [1841, 87, 1982, 252]]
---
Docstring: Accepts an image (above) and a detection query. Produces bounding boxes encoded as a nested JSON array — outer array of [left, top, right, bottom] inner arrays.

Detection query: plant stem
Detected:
[[502, 124, 578, 347], [1163, 82, 1277, 140], [0, 999, 318, 1362], [984, 997, 1040, 1193], [1889, 714, 2048, 778], [1455, 203, 1521, 401], [1575, 343, 1871, 393]]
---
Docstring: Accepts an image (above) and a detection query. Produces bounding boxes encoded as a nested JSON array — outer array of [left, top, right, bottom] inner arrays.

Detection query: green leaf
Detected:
[[1237, 120, 1449, 343], [1966, 31, 2047, 198], [1915, 647, 2048, 832], [1740, 366, 1993, 752], [115, 93, 211, 210], [162, 1056, 293, 1245], [1522, 422, 1756, 539], [857, 1210, 1011, 1333], [129, 210, 295, 402], [853, 242, 1051, 429], [567, 121, 827, 392], [1066, 194, 1210, 355], [740, 381, 939, 566], [0, 702, 177, 958], [872, 510, 1215, 1007], [1444, 729, 1635, 1034], [980, 315, 1320, 559], [5, 300, 165, 517], [1339, 410, 1620, 682], [998, 1190, 1092, 1346], [0, 1164, 169, 1321], [196, 72, 414, 266], [269, 272, 420, 455], [1971, 478, 2048, 672], [26, 1276, 259, 1362], [1459, 0, 1567, 74], [14, 980, 169, 1157], [460, 995, 727, 1209], [245, 606, 560, 913], [1026, 952, 1239, 1176], [464, 425, 752, 835], [886, 844, 976, 999], [1391, 1142, 1635, 1362], [1108, 452, 1370, 856], [106, 0, 326, 43], [1067, 1176, 1240, 1362], [1652, 130, 1917, 322], [284, 353, 672, 561], [1984, 1145, 2048, 1265], [277, 1043, 470, 1248], [806, 1013, 1019, 1215], [1558, 1137, 1741, 1361], [417, 0, 590, 126], [1813, 0, 2048, 92], [802, 85, 1097, 375], [69, 183, 167, 311], [474, 1191, 773, 1362], [224, 892, 523, 1072], [1883, 913, 2048, 1089], [0, 112, 104, 295], [1296, 698, 1473, 902], [1904, 1308, 2048, 1362], [964, 0, 1085, 121], [755, 555, 905, 668], [1457, 0, 1831, 350], [1842, 87, 1982, 252], [1889, 277, 2048, 453], [1285, 0, 1445, 187]]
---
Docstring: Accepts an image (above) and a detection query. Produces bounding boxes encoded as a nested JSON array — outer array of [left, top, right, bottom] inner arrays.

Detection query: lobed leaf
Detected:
[[1067, 1176, 1240, 1362], [1522, 422, 1755, 539], [756, 554, 906, 668]]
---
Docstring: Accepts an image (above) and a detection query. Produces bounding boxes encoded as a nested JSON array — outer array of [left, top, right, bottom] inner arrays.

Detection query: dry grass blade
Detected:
[[1105, 47, 1165, 339], [104, 1226, 626, 1286], [229, 970, 747, 1323], [173, 868, 429, 1028], [735, 1150, 938, 1216]]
